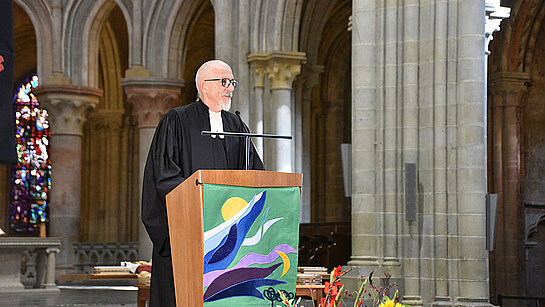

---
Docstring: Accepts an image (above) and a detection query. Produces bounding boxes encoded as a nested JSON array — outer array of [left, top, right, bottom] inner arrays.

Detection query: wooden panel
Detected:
[[198, 170, 302, 187], [165, 170, 301, 306], [166, 171, 204, 307]]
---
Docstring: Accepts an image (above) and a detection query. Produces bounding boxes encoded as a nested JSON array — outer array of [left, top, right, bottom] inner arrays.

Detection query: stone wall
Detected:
[[350, 0, 490, 305]]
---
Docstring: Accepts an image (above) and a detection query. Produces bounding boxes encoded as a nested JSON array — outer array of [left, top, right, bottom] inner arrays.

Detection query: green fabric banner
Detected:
[[202, 184, 300, 306]]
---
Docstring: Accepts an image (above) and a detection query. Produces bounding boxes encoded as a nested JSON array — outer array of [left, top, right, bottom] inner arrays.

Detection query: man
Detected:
[[141, 60, 264, 307]]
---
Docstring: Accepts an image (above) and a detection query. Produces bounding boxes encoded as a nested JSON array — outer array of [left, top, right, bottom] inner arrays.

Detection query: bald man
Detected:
[[141, 60, 264, 307]]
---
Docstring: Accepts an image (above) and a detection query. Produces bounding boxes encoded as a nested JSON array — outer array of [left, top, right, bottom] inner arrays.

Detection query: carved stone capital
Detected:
[[248, 52, 307, 90], [266, 56, 305, 90], [488, 71, 531, 108], [32, 84, 103, 136], [121, 78, 183, 128], [247, 54, 268, 88], [46, 247, 60, 254]]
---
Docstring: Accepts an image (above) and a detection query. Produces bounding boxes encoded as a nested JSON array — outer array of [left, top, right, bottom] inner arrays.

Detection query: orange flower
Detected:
[[333, 266, 342, 278]]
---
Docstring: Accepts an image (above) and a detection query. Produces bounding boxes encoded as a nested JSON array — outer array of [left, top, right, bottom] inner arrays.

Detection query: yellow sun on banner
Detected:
[[221, 197, 248, 221]]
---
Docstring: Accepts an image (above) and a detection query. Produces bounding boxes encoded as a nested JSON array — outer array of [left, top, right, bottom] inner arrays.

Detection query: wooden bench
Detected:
[[61, 273, 138, 281]]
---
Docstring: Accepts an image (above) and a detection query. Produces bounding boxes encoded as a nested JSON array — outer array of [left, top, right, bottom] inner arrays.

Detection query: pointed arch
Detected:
[[80, 4, 135, 243], [489, 0, 545, 73], [63, 0, 131, 87], [255, 0, 304, 52], [13, 0, 53, 82], [168, 0, 214, 80], [12, 2, 37, 85], [142, 0, 212, 80]]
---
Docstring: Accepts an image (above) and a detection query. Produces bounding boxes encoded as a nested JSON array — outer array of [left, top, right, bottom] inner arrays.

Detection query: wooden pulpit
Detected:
[[165, 170, 302, 307]]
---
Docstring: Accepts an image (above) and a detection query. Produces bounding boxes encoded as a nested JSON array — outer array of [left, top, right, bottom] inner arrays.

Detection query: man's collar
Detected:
[[196, 98, 209, 112]]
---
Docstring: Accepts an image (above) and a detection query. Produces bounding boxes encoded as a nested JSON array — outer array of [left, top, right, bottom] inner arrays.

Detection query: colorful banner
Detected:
[[202, 184, 300, 306]]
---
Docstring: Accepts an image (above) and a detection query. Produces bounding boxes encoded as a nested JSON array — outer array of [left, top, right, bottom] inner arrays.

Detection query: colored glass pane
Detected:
[[10, 75, 51, 235]]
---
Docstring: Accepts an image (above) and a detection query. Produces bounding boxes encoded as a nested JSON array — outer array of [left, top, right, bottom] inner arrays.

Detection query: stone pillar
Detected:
[[298, 65, 323, 223], [350, 0, 379, 273], [121, 78, 183, 260], [32, 84, 102, 272], [213, 0, 233, 63], [455, 1, 490, 305], [247, 57, 267, 156], [34, 248, 47, 288], [488, 72, 530, 298], [264, 52, 306, 172], [45, 248, 60, 289], [401, 0, 421, 303]]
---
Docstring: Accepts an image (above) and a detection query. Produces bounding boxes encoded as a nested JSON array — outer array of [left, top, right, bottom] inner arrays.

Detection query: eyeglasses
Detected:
[[204, 78, 238, 89]]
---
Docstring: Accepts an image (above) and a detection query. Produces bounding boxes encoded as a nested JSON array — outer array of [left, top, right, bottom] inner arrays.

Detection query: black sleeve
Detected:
[[141, 110, 186, 256], [250, 139, 265, 170]]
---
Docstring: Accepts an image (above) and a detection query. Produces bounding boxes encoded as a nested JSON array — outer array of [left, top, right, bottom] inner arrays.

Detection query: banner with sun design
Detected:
[[202, 184, 300, 306]]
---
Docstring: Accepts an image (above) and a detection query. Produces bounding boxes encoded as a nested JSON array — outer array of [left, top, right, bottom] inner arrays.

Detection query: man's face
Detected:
[[201, 65, 235, 112]]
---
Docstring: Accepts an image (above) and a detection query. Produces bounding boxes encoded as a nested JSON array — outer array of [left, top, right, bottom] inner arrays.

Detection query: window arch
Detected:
[[10, 75, 51, 235]]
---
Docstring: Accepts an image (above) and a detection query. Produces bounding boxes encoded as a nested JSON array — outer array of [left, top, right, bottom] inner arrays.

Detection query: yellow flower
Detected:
[[379, 297, 404, 307]]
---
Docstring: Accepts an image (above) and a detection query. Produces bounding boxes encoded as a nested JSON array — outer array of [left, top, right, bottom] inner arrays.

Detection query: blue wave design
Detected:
[[204, 278, 286, 302], [203, 191, 267, 274]]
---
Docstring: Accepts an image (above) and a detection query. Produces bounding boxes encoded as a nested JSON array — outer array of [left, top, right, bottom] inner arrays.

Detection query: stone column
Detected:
[[264, 52, 306, 172], [401, 0, 421, 303], [32, 84, 102, 272], [45, 248, 60, 289], [82, 110, 127, 242], [350, 0, 379, 272], [298, 65, 323, 223], [488, 72, 530, 298], [455, 1, 490, 304], [213, 0, 234, 63], [247, 56, 267, 155], [121, 78, 183, 260]]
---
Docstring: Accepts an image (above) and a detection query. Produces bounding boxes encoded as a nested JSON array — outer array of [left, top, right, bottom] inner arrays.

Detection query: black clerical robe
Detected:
[[141, 99, 264, 307]]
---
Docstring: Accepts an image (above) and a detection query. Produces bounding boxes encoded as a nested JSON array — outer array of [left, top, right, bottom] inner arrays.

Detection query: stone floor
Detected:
[[0, 286, 318, 307], [0, 286, 137, 307]]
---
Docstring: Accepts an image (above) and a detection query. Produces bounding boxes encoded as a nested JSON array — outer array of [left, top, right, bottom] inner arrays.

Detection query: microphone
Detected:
[[235, 110, 251, 170], [235, 111, 251, 133]]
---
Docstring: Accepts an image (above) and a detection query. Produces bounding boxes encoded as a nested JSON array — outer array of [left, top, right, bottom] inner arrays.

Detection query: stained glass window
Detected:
[[10, 75, 51, 235]]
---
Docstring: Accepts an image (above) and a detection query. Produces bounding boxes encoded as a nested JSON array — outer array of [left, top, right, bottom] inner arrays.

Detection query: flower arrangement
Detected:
[[279, 267, 410, 307]]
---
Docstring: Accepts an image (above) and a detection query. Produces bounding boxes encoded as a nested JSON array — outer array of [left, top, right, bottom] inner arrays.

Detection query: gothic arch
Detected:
[[143, 0, 181, 77], [489, 0, 545, 73], [298, 1, 336, 65], [13, 0, 53, 82], [252, 0, 304, 53], [64, 0, 131, 87], [142, 0, 203, 79], [12, 2, 37, 85], [81, 5, 135, 243], [179, 2, 215, 103], [487, 0, 545, 298], [166, 0, 213, 81], [97, 20, 127, 110]]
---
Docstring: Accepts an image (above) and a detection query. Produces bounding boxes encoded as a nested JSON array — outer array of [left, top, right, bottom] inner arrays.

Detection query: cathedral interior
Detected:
[[1, 0, 545, 305]]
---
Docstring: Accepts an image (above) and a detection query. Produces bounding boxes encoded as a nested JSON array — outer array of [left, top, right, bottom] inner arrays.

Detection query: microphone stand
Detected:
[[200, 131, 292, 170]]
